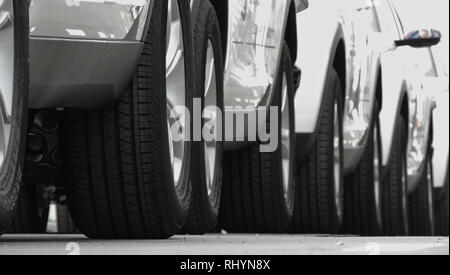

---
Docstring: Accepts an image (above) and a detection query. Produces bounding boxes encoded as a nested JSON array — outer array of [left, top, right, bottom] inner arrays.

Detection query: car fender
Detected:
[[432, 84, 449, 189], [379, 51, 408, 167], [222, 0, 292, 110], [294, 1, 344, 134]]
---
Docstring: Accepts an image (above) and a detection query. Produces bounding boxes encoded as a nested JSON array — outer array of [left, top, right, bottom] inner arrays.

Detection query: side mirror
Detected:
[[395, 29, 442, 48], [296, 0, 309, 13]]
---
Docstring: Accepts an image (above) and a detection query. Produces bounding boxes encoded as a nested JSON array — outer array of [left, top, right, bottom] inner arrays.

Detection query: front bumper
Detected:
[[29, 37, 143, 108]]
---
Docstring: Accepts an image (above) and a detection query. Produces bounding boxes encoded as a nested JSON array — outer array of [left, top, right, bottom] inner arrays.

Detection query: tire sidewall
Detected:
[[373, 113, 384, 233], [0, 0, 29, 234], [329, 69, 344, 231], [398, 115, 410, 235], [270, 43, 296, 222], [367, 104, 383, 234], [192, 0, 225, 226], [163, 0, 195, 222]]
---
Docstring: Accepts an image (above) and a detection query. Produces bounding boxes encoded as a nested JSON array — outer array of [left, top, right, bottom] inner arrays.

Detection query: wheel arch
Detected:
[[209, 0, 228, 60], [400, 87, 409, 127], [332, 38, 346, 107], [375, 67, 383, 111], [379, 84, 409, 175], [284, 0, 298, 63]]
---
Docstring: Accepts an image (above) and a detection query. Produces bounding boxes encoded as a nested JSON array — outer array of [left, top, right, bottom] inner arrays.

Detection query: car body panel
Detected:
[[29, 0, 297, 112], [29, 37, 143, 108], [223, 0, 291, 109], [432, 88, 449, 189], [378, 50, 408, 167], [29, 0, 153, 41], [339, 4, 383, 174], [376, 0, 446, 192], [294, 0, 382, 175], [28, 0, 155, 108], [294, 0, 343, 134], [295, 0, 445, 189]]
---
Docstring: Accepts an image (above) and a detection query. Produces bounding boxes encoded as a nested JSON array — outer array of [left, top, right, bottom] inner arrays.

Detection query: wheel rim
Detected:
[[166, 0, 186, 188], [281, 73, 293, 206], [333, 100, 344, 224], [0, 0, 13, 175], [203, 39, 219, 198], [373, 123, 383, 227]]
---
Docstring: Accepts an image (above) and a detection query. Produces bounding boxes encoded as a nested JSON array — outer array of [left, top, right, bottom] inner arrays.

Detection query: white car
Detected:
[[376, 0, 447, 236], [293, 0, 447, 236], [293, 0, 385, 235], [0, 0, 309, 237]]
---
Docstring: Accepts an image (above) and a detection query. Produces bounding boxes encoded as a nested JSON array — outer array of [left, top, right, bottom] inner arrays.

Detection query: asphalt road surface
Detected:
[[0, 234, 448, 255]]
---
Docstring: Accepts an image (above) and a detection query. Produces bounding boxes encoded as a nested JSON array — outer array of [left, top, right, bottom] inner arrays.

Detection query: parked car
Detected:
[[210, 0, 308, 234], [292, 0, 447, 236], [0, 0, 309, 238], [375, 0, 446, 236], [1, 0, 198, 238], [293, 0, 385, 235]]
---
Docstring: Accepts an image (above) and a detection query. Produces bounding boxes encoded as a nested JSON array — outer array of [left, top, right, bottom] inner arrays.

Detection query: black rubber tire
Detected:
[[57, 205, 79, 234], [60, 0, 194, 239], [0, 0, 29, 235], [293, 68, 344, 234], [409, 149, 435, 236], [183, 0, 224, 234], [8, 184, 49, 233], [435, 176, 449, 236], [382, 115, 409, 236], [219, 43, 296, 233], [344, 107, 383, 236]]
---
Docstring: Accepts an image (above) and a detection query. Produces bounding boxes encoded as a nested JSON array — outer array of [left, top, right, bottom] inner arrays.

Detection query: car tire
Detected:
[[382, 115, 409, 236], [57, 205, 79, 234], [219, 42, 296, 233], [8, 184, 49, 233], [61, 0, 194, 239], [344, 106, 383, 236], [293, 68, 344, 234], [409, 147, 435, 236], [183, 0, 224, 234], [0, 0, 29, 235]]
